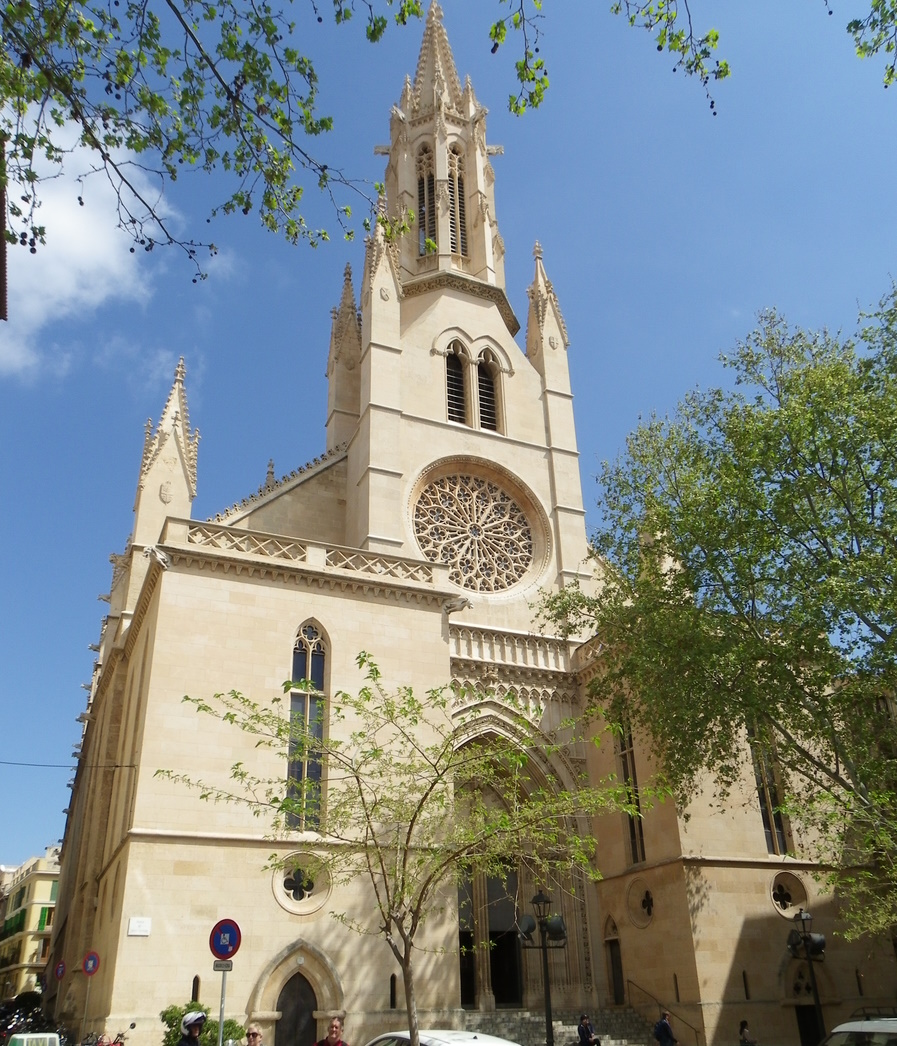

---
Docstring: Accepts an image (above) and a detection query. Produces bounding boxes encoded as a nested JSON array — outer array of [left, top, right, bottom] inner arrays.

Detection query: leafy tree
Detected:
[[159, 1003, 245, 1046], [3, 0, 896, 273], [540, 286, 897, 938], [157, 653, 648, 1046], [0, 0, 549, 272]]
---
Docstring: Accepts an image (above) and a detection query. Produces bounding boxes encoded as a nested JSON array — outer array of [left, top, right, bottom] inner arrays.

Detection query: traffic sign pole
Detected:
[[80, 951, 101, 1043], [217, 970, 227, 1046], [209, 919, 241, 1046]]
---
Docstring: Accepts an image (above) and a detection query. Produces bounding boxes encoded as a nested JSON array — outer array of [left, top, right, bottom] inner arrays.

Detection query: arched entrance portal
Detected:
[[276, 972, 317, 1046], [246, 938, 343, 1046], [459, 870, 524, 1010]]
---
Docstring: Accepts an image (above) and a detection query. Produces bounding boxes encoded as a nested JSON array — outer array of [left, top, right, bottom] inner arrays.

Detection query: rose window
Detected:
[[413, 474, 534, 592]]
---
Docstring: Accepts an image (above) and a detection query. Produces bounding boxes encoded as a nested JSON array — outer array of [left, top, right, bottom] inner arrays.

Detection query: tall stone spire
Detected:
[[526, 240, 570, 386], [326, 264, 362, 451], [411, 0, 464, 114], [133, 357, 199, 547], [380, 0, 507, 295]]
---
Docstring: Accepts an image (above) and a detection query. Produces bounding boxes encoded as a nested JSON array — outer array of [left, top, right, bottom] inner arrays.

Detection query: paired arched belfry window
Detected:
[[417, 145, 436, 255], [448, 145, 467, 256], [415, 143, 467, 257], [287, 622, 326, 830], [445, 341, 501, 432]]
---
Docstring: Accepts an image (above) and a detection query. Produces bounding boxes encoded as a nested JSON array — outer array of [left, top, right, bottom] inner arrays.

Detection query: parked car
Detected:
[[820, 1019, 897, 1046], [362, 1032, 522, 1046]]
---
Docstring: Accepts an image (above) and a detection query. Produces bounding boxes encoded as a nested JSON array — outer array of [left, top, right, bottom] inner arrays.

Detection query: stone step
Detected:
[[460, 1008, 655, 1046]]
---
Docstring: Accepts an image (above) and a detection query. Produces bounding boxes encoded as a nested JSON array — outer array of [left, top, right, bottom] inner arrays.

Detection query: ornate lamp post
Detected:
[[787, 908, 826, 1039], [518, 889, 568, 1046]]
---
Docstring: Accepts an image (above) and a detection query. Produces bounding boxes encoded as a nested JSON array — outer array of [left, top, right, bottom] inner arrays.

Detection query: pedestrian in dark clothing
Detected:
[[578, 1015, 600, 1046], [653, 1011, 677, 1046]]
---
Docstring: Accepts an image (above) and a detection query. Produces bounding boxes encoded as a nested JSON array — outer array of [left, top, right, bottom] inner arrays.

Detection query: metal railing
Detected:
[[627, 980, 704, 1046]]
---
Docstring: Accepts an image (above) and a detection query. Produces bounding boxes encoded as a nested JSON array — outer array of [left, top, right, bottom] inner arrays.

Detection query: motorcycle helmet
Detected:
[[181, 1013, 208, 1035]]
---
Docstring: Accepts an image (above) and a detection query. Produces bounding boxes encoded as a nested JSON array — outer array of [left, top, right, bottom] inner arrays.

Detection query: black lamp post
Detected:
[[533, 889, 554, 1046], [787, 908, 826, 1040], [518, 889, 568, 1046], [798, 909, 825, 1039]]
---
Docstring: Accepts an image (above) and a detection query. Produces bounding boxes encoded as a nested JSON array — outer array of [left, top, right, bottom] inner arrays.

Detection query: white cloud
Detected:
[[1, 164, 154, 378]]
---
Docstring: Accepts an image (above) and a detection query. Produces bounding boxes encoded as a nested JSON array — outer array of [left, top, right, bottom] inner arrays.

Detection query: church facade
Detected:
[[48, 7, 896, 1046]]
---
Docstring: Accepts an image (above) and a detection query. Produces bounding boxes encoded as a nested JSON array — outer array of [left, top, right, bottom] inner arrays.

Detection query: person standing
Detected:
[[739, 1020, 757, 1045], [315, 1017, 349, 1046], [246, 1025, 263, 1046], [654, 1011, 677, 1046]]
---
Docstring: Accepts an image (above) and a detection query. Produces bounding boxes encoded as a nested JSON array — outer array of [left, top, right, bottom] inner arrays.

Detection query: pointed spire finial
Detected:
[[139, 357, 200, 498], [533, 241, 543, 260], [265, 459, 276, 491], [412, 0, 462, 112]]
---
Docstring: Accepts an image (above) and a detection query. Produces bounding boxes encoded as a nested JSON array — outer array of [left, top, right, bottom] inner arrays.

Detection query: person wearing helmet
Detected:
[[178, 1012, 207, 1046]]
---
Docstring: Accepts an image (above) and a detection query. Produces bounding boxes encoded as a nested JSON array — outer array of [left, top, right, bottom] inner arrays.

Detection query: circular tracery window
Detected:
[[413, 474, 534, 592], [273, 852, 330, 915]]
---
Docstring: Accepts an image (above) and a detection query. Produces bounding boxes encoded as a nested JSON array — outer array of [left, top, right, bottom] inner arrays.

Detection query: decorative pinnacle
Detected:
[[533, 241, 543, 260]]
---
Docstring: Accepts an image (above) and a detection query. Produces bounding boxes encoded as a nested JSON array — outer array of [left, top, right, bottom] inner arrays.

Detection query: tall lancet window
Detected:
[[477, 351, 499, 432], [448, 145, 467, 256], [446, 344, 467, 423], [417, 145, 436, 255], [287, 623, 326, 831]]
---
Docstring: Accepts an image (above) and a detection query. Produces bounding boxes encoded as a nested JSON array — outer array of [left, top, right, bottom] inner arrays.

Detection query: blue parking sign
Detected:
[[209, 919, 241, 959]]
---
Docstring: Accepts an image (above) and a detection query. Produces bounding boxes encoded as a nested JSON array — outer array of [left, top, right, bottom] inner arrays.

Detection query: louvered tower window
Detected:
[[446, 347, 466, 423], [477, 354, 498, 431], [417, 145, 436, 255], [448, 146, 467, 255]]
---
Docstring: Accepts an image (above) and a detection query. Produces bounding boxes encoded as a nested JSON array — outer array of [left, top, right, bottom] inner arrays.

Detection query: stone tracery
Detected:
[[413, 473, 533, 591]]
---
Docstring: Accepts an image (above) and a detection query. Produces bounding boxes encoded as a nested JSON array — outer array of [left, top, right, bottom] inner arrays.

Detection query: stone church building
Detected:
[[48, 6, 897, 1046]]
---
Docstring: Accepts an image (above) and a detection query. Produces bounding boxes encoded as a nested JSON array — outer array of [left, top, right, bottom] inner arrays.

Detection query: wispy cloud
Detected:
[[2, 147, 161, 379]]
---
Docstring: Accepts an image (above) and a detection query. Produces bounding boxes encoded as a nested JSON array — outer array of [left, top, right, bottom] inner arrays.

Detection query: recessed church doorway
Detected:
[[276, 971, 317, 1046]]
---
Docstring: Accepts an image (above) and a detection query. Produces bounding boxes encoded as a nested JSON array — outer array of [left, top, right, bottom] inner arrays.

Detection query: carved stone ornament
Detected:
[[413, 473, 534, 592], [159, 481, 173, 504], [549, 335, 558, 350], [380, 287, 390, 301]]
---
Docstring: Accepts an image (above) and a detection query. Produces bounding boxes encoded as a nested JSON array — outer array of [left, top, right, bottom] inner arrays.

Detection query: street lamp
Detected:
[[518, 889, 568, 1046], [786, 908, 826, 1039]]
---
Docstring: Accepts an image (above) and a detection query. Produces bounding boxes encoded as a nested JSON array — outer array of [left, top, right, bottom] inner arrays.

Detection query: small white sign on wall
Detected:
[[128, 917, 152, 937]]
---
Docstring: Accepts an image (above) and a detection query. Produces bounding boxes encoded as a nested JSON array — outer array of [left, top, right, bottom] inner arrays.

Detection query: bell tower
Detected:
[[383, 0, 506, 288], [336, 0, 591, 605]]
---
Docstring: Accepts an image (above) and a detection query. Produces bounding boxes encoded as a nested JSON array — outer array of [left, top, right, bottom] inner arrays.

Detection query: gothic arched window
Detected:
[[446, 344, 467, 424], [287, 622, 327, 830], [448, 145, 467, 256], [417, 145, 436, 255], [477, 352, 499, 432]]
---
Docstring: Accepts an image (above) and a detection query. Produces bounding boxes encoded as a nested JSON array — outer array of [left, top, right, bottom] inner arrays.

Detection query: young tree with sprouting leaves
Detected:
[[157, 652, 648, 1046], [540, 286, 897, 938], [3, 0, 895, 276]]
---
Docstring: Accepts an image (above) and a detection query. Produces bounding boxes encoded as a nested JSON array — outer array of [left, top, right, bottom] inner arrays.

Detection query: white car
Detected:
[[820, 1019, 897, 1046], [363, 1032, 523, 1046]]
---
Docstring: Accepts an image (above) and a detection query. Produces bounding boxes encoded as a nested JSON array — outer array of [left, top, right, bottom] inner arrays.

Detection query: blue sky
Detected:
[[1, 1, 895, 867]]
